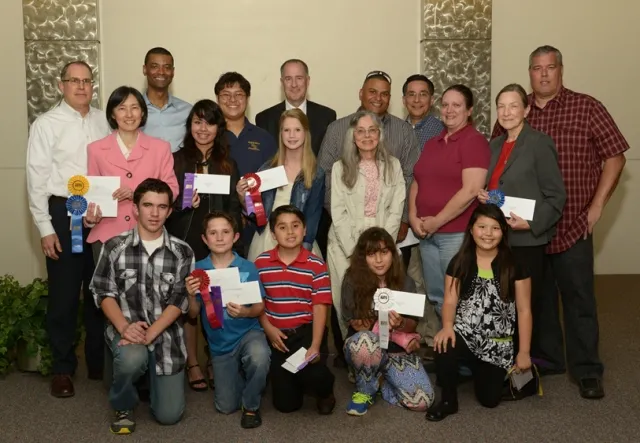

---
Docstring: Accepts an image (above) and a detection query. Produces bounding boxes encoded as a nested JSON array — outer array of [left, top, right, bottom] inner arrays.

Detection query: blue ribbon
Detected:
[[487, 189, 505, 207], [66, 195, 87, 254]]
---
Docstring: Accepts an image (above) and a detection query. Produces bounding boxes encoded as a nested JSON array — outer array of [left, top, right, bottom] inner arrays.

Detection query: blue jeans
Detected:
[[419, 232, 465, 317], [108, 335, 185, 425], [211, 329, 271, 413]]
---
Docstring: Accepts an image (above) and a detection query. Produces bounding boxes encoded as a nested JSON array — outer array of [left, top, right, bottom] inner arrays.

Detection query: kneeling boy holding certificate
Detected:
[[254, 205, 336, 414], [185, 211, 270, 429]]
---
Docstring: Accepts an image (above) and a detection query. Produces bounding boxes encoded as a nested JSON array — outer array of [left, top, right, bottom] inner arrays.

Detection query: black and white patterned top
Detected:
[[91, 227, 194, 375]]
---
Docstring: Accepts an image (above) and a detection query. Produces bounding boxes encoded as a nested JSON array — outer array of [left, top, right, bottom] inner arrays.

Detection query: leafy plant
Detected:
[[16, 278, 52, 375], [0, 275, 22, 375]]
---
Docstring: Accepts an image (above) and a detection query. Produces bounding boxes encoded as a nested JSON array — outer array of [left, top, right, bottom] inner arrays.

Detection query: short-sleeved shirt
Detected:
[[226, 119, 278, 177], [195, 253, 265, 356], [413, 125, 490, 232], [491, 87, 630, 254], [255, 247, 332, 330], [142, 93, 192, 153], [341, 274, 418, 353]]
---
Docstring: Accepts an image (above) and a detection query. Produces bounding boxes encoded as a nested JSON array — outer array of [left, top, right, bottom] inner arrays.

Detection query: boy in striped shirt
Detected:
[[254, 205, 336, 414]]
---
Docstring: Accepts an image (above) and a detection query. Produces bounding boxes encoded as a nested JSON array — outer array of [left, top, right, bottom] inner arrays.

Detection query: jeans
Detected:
[[211, 329, 271, 413], [419, 232, 465, 316], [108, 335, 185, 425]]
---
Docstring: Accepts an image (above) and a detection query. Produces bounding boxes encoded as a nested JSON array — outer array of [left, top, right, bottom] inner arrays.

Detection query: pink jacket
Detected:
[[86, 131, 179, 243]]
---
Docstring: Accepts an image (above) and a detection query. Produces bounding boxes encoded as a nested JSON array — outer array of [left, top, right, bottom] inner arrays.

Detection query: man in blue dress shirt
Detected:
[[141, 47, 192, 153]]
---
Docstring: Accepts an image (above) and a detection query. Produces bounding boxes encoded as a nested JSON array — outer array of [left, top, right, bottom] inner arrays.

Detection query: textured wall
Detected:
[[422, 0, 492, 136], [22, 0, 101, 124]]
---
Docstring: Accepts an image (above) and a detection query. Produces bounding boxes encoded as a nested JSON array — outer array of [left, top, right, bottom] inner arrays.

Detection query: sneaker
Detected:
[[240, 408, 262, 429], [110, 410, 135, 435], [346, 392, 374, 416]]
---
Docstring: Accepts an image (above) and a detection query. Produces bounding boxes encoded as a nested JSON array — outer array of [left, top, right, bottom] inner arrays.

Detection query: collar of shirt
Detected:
[[406, 113, 437, 129], [131, 226, 177, 254], [436, 123, 474, 142], [285, 99, 307, 114], [530, 86, 569, 110], [267, 246, 310, 265], [58, 99, 101, 120], [356, 107, 389, 124], [144, 91, 175, 111], [201, 252, 243, 269]]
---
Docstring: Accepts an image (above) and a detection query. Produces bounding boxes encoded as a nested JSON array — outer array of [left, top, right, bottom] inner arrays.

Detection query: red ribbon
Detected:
[[243, 173, 267, 227], [190, 270, 222, 329]]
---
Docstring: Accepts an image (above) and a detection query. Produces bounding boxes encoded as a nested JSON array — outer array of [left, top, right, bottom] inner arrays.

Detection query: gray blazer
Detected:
[[487, 122, 566, 247]]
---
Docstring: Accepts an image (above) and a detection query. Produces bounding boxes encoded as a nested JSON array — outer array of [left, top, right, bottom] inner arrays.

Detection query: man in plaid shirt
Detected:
[[91, 178, 194, 434], [492, 45, 629, 400]]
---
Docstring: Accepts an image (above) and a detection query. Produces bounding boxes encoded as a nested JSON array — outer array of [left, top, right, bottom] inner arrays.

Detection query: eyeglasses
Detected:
[[365, 70, 392, 84], [218, 92, 247, 102], [62, 78, 94, 86], [405, 91, 431, 99], [354, 127, 380, 138]]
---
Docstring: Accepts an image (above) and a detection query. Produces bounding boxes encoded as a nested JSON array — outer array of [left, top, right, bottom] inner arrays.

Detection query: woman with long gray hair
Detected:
[[326, 110, 406, 340]]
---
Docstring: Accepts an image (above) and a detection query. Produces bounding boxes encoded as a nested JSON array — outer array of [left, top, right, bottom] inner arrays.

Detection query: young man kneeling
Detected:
[[91, 179, 194, 435], [255, 205, 336, 414], [185, 211, 270, 429]]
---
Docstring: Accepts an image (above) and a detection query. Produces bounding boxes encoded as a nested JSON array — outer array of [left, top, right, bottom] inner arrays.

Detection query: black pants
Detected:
[[400, 245, 412, 270], [47, 197, 104, 375], [538, 235, 603, 379], [511, 245, 546, 357], [269, 324, 335, 413], [435, 332, 506, 408]]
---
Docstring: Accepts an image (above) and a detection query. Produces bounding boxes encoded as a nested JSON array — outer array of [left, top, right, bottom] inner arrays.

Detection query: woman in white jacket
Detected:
[[327, 110, 406, 339]]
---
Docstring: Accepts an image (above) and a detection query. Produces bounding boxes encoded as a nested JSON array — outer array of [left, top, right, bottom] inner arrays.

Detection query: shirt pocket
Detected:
[[549, 124, 590, 157], [117, 269, 138, 295], [159, 272, 176, 301]]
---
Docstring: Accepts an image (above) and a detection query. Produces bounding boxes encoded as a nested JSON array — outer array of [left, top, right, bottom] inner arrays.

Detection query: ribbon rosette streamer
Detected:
[[487, 189, 505, 207], [190, 269, 223, 329], [66, 195, 88, 254], [243, 173, 267, 227]]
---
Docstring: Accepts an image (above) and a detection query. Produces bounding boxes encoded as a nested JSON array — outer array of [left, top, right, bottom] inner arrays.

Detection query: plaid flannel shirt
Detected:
[[90, 227, 195, 375]]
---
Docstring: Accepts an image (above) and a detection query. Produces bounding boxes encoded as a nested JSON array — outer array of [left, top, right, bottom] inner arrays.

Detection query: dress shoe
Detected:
[[579, 378, 604, 399], [317, 393, 336, 415], [425, 400, 458, 422], [51, 374, 75, 398]]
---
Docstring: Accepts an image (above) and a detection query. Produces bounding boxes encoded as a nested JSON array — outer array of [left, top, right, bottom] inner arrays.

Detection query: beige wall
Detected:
[[492, 0, 640, 274], [1, 0, 637, 282]]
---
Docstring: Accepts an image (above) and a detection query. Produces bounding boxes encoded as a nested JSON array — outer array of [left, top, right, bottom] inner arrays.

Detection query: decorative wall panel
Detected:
[[422, 0, 492, 136], [22, 0, 101, 124]]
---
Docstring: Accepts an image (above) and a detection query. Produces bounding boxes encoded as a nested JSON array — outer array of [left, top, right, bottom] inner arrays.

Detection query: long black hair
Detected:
[[448, 204, 516, 301], [181, 99, 231, 174]]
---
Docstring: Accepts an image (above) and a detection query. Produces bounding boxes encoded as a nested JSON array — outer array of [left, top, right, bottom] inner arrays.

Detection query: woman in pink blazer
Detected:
[[85, 86, 179, 259]]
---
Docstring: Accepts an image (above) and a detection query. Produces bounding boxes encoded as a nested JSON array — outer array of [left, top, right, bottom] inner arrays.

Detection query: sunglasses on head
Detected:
[[365, 70, 391, 84]]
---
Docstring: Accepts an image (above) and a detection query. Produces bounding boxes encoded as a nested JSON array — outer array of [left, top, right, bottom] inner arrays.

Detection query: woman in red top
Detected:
[[408, 84, 490, 317], [479, 84, 565, 372]]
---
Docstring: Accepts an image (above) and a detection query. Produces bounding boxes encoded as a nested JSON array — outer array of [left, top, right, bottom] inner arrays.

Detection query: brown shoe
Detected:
[[317, 393, 336, 415], [51, 374, 75, 398]]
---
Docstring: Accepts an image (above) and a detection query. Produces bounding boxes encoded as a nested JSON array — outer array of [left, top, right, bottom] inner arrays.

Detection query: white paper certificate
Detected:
[[502, 196, 536, 221], [205, 268, 241, 292], [257, 166, 289, 191], [221, 281, 262, 307], [193, 174, 230, 195], [68, 176, 120, 217], [373, 288, 426, 317], [396, 228, 420, 249]]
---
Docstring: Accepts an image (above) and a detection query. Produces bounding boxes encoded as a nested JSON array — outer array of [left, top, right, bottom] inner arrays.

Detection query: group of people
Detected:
[[25, 43, 629, 435]]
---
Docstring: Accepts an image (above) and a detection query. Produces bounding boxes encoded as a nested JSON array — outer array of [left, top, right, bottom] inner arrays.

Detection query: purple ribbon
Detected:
[[182, 173, 195, 209]]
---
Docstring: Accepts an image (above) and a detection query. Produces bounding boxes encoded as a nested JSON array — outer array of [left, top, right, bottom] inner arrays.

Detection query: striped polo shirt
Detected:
[[255, 247, 332, 330]]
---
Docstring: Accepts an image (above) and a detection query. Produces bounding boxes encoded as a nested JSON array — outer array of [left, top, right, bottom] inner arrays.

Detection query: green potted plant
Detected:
[[0, 275, 22, 376], [14, 278, 52, 375]]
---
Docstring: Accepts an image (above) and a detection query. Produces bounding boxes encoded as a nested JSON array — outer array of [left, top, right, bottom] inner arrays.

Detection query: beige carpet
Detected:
[[1, 275, 638, 443]]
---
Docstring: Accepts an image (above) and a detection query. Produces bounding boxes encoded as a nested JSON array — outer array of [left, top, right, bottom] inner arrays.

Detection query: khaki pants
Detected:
[[407, 246, 439, 346]]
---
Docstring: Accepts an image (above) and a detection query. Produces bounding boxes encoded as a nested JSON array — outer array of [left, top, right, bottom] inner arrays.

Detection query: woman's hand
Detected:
[[514, 352, 532, 372], [191, 190, 200, 209], [409, 215, 426, 238], [84, 202, 102, 225], [507, 212, 530, 230], [433, 327, 456, 353], [388, 310, 404, 330], [185, 276, 200, 297], [421, 216, 440, 237], [236, 178, 249, 197], [112, 186, 133, 202], [478, 189, 489, 204]]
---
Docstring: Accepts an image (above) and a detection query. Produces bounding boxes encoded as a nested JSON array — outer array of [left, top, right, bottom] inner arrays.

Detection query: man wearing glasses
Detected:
[[317, 70, 421, 367], [26, 60, 110, 398], [141, 47, 192, 153]]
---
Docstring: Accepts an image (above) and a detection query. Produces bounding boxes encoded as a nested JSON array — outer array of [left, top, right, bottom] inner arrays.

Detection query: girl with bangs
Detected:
[[340, 227, 434, 416], [168, 99, 243, 393], [238, 108, 325, 261]]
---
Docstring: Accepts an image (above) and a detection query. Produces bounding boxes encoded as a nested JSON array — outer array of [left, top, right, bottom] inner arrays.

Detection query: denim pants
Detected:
[[419, 232, 465, 317], [211, 329, 271, 413], [108, 335, 185, 425]]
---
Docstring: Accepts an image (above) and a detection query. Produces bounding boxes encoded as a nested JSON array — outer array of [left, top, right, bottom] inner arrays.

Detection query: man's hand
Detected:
[[585, 204, 603, 239], [226, 302, 247, 318], [122, 321, 148, 344], [506, 212, 530, 231], [185, 276, 200, 297], [305, 345, 320, 364], [396, 222, 409, 243], [84, 202, 102, 225], [144, 325, 161, 346], [265, 325, 289, 353], [41, 233, 62, 260]]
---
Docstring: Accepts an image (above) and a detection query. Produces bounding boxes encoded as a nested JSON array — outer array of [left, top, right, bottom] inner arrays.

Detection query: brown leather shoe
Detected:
[[51, 374, 75, 398], [317, 393, 336, 415]]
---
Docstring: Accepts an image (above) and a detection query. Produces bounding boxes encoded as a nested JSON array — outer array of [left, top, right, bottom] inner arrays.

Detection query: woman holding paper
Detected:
[[409, 84, 490, 318], [237, 109, 324, 262], [341, 227, 434, 416], [478, 84, 565, 370], [85, 86, 178, 260], [168, 99, 243, 260], [327, 110, 405, 340]]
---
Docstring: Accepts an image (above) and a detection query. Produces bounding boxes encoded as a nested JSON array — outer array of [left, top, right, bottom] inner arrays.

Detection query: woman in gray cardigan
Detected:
[[479, 83, 566, 371]]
